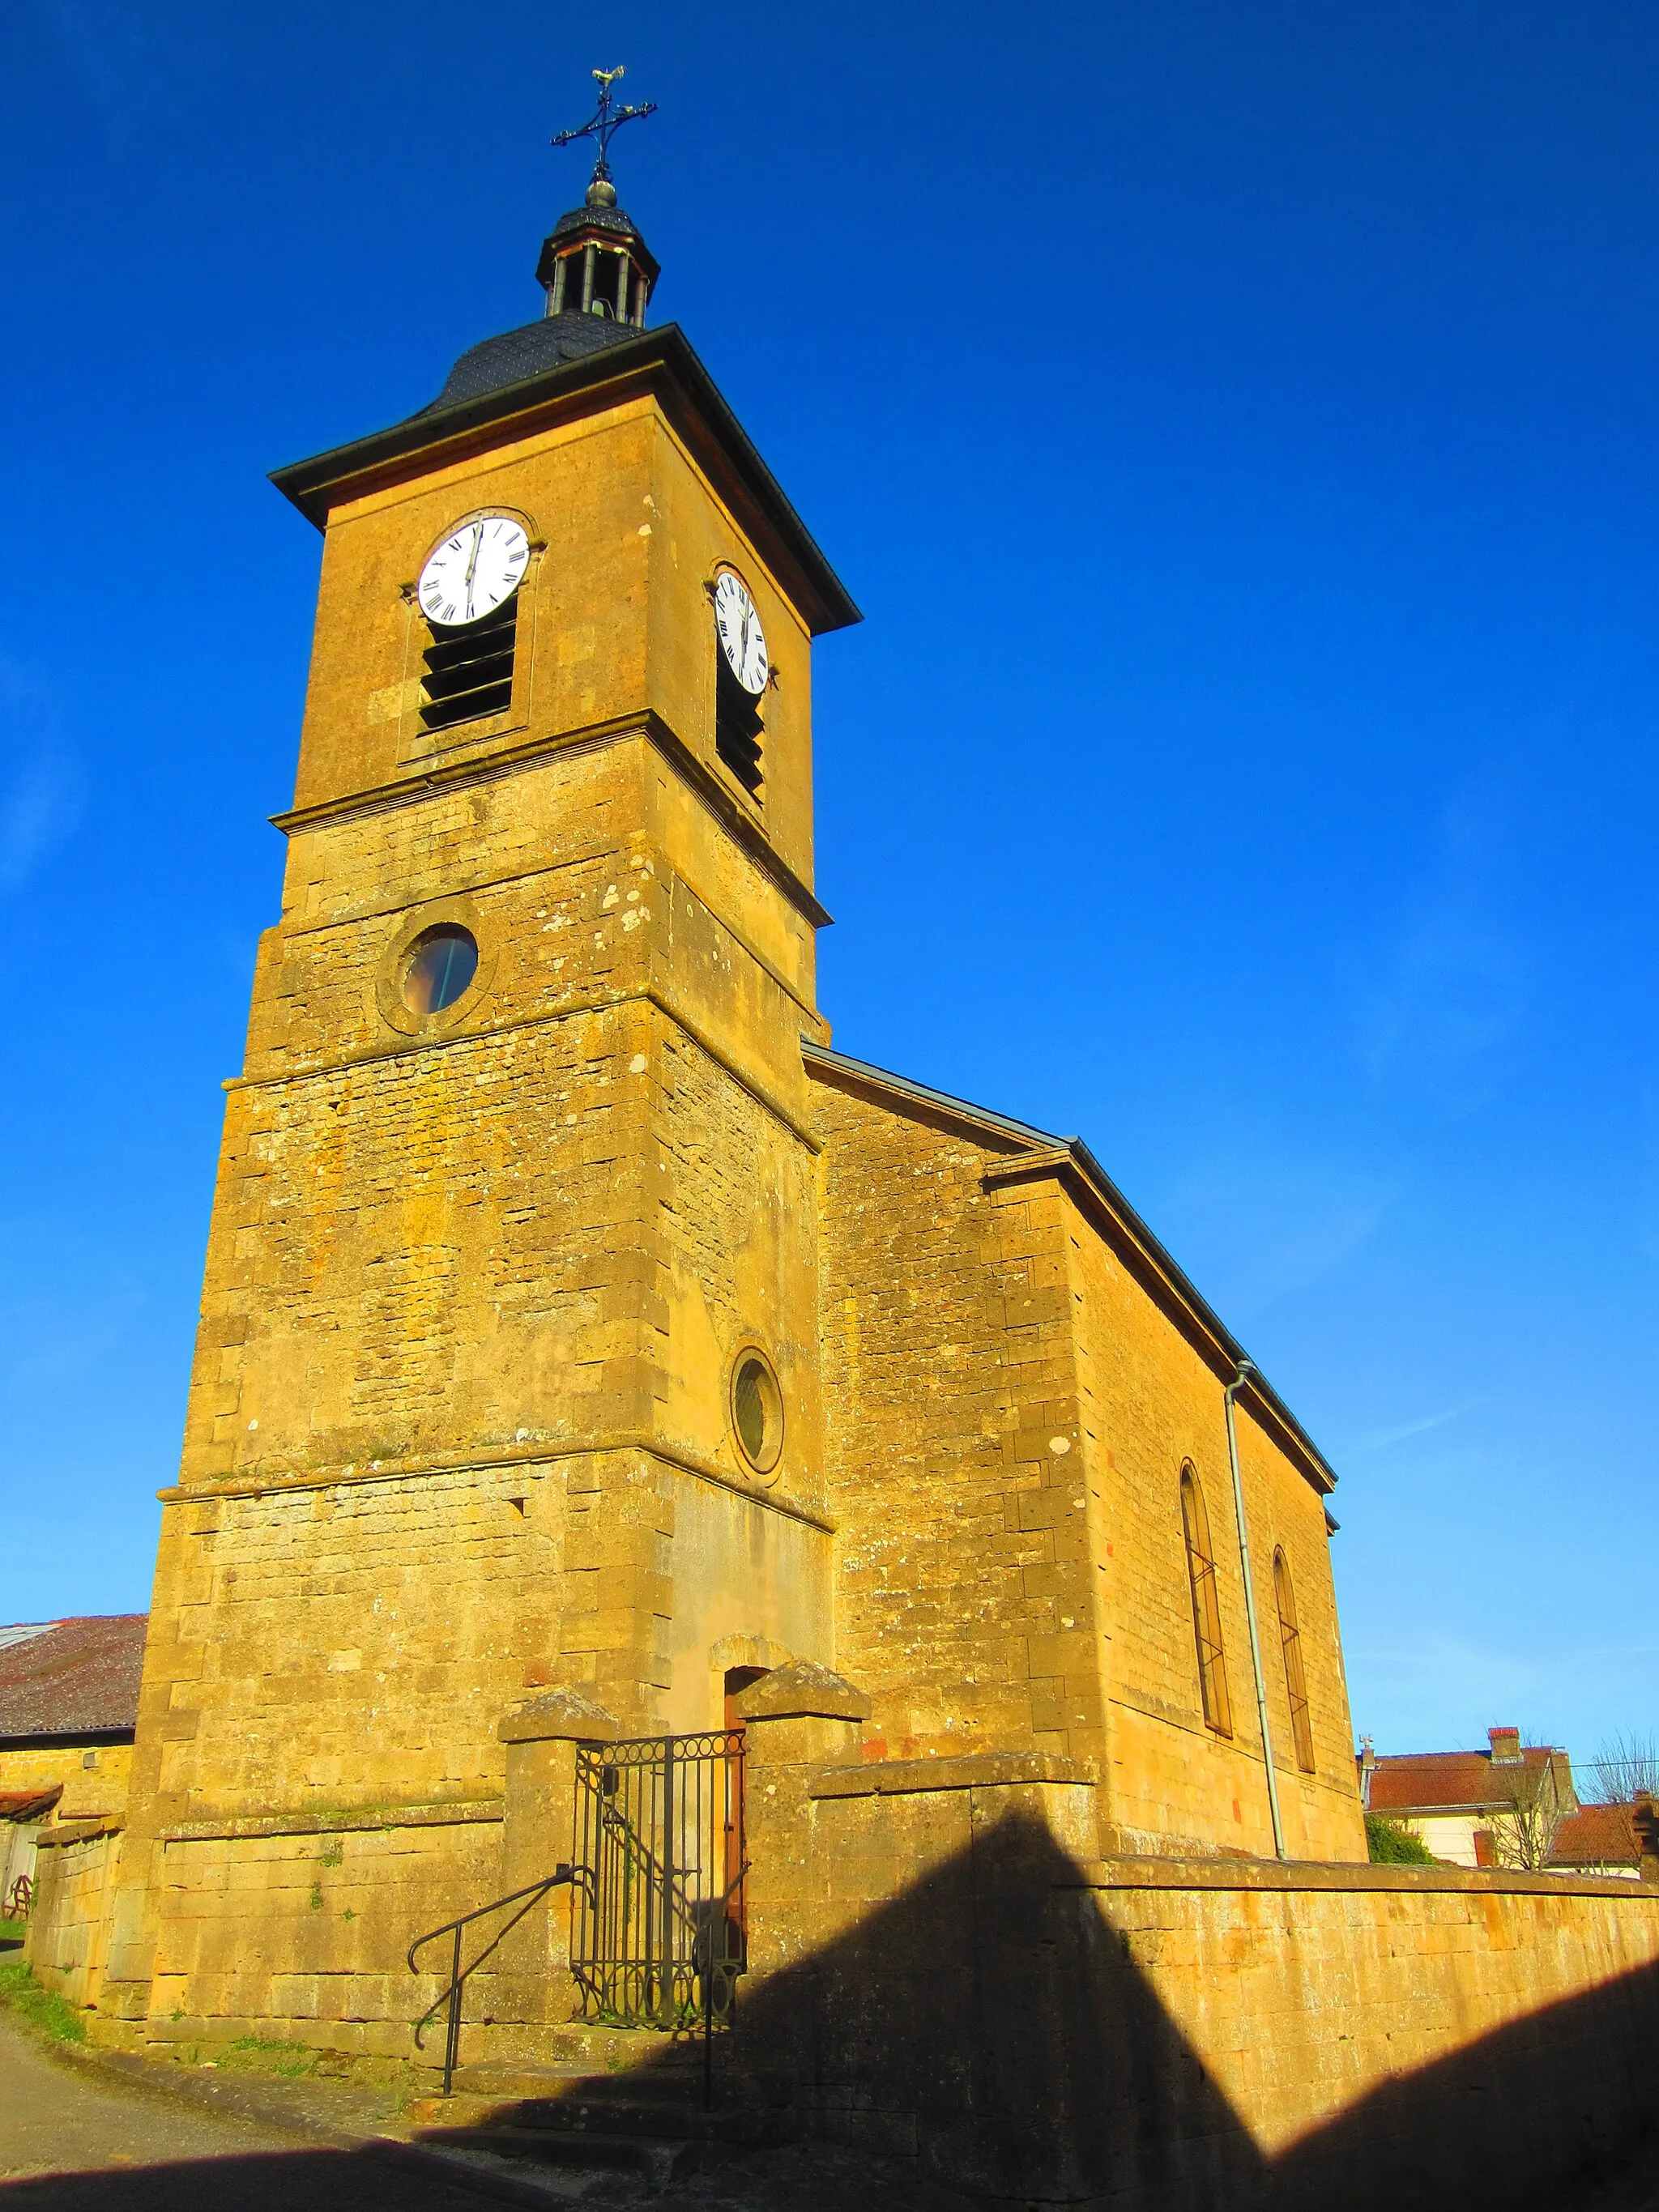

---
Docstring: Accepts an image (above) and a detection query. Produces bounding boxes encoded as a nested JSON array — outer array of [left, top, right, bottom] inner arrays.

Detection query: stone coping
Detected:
[[1066, 1852, 1659, 1900], [736, 1660, 871, 1724], [500, 1687, 619, 1744], [35, 1820, 123, 1850], [160, 1798, 504, 1843], [808, 1751, 1098, 1800]]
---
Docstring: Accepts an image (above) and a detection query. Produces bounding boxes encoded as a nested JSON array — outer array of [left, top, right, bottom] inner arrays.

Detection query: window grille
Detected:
[[1180, 1466, 1232, 1736], [1273, 1548, 1316, 1771]]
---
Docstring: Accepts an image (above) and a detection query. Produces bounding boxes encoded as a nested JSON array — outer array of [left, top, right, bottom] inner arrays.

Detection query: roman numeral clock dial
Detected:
[[713, 569, 769, 694], [418, 515, 530, 627]]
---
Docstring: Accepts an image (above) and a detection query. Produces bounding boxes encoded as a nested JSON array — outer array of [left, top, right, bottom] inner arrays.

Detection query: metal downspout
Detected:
[[1225, 1358, 1287, 1860]]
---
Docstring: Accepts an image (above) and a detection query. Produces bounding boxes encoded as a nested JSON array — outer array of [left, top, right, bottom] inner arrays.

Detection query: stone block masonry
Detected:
[[808, 1059, 1365, 1864]]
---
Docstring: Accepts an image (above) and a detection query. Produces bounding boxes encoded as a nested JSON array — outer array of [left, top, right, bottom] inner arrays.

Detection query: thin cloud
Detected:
[[24, 0, 159, 144], [1350, 1630, 1659, 1758], [1346, 1397, 1486, 1457], [1354, 785, 1527, 1113], [1162, 1154, 1398, 1321], [0, 666, 82, 896]]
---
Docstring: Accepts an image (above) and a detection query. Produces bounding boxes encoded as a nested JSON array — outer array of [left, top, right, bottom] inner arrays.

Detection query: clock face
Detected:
[[713, 569, 769, 696], [418, 515, 530, 629]]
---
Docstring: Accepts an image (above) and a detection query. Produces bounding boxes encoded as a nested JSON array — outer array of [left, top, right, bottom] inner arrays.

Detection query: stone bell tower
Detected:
[[99, 107, 859, 2041]]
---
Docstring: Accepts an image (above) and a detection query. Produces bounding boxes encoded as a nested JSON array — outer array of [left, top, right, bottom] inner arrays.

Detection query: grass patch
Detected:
[[0, 1918, 26, 1943], [222, 2034, 327, 2080], [0, 1958, 87, 2044]]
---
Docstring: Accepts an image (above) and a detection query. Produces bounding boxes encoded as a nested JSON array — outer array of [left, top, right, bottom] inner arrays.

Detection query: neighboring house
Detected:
[[0, 1617, 146, 1912], [1549, 1801, 1642, 1879], [1359, 1726, 1576, 1867]]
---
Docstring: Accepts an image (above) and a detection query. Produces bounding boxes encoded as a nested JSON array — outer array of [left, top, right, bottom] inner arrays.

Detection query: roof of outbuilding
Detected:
[[1367, 1746, 1562, 1815], [0, 1785, 63, 1822], [1550, 1802, 1640, 1869], [0, 1617, 146, 1741]]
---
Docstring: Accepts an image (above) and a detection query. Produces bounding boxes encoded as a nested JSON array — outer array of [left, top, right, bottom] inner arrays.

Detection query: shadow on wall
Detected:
[[603, 1806, 1659, 2210]]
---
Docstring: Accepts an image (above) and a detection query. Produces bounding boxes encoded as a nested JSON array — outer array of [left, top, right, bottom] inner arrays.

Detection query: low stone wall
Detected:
[[140, 1805, 510, 2060], [733, 1703, 1659, 2209], [1061, 1858, 1659, 2210], [27, 1827, 123, 2011]]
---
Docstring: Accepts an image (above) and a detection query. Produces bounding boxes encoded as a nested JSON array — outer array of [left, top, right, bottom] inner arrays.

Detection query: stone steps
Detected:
[[406, 2046, 794, 2182]]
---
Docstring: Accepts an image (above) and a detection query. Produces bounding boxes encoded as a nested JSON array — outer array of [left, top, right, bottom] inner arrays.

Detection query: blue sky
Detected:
[[4, 0, 1658, 1771]]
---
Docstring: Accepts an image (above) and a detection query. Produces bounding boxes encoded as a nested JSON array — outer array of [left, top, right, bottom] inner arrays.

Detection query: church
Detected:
[[38, 66, 1362, 2055], [43, 84, 1657, 2211]]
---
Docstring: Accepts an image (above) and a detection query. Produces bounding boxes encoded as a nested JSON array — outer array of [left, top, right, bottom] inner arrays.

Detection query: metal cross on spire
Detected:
[[552, 66, 658, 185]]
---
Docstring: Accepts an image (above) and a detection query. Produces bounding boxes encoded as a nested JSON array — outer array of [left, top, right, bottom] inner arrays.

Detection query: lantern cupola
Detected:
[[535, 177, 659, 328]]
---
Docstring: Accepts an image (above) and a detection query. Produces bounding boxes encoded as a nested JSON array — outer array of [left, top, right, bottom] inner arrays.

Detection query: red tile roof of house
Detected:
[[0, 1617, 147, 1741], [1550, 1802, 1640, 1869], [1367, 1745, 1563, 1815]]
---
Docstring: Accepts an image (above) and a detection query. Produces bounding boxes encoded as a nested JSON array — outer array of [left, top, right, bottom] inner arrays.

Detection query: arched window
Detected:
[[1273, 1548, 1316, 1772], [1179, 1466, 1232, 1736]]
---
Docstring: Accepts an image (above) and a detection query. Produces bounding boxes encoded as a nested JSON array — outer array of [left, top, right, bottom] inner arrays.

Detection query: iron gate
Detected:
[[570, 1729, 747, 2030]]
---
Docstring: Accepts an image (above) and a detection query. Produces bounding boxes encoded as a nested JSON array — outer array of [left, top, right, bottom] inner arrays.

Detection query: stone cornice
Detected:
[[271, 709, 833, 934], [159, 1434, 834, 1533]]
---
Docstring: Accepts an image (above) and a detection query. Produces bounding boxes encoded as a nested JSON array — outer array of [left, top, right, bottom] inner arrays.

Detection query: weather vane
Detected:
[[552, 66, 658, 185]]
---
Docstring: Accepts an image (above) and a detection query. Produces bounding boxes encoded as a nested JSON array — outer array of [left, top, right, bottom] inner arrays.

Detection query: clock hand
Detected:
[[463, 522, 484, 620]]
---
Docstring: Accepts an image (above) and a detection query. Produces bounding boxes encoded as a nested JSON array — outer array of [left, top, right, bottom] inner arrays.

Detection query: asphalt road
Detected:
[[0, 2014, 973, 2210], [0, 2017, 507, 2210]]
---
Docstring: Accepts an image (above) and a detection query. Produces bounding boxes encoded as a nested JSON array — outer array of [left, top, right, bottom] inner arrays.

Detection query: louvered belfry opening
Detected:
[[420, 595, 518, 734], [715, 662, 763, 795]]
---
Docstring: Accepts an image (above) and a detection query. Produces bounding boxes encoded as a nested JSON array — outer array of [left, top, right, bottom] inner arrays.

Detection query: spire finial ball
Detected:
[[586, 177, 618, 210]]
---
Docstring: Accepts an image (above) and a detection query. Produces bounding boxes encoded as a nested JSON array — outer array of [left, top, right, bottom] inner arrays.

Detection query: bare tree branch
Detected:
[[1584, 1734, 1659, 1807], [1483, 1740, 1574, 1872]]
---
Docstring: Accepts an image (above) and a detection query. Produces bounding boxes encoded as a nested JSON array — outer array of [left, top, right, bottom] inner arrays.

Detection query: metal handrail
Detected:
[[595, 1796, 703, 1937], [407, 1864, 579, 2095]]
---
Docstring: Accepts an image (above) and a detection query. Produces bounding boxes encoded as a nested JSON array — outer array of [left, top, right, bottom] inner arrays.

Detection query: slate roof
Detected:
[[550, 199, 644, 242], [417, 313, 638, 416], [0, 1617, 146, 1741], [1550, 1802, 1640, 1869], [1367, 1746, 1564, 1816]]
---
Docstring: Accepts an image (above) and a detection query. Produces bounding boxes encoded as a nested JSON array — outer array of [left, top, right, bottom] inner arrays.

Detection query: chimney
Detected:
[[1488, 1726, 1522, 1765], [1358, 1737, 1375, 1808]]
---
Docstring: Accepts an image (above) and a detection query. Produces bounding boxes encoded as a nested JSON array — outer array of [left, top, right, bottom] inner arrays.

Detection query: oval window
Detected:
[[403, 924, 479, 1015], [731, 1349, 784, 1477]]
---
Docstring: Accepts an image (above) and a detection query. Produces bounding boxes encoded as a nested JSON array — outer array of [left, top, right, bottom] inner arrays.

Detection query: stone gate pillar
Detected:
[[732, 1660, 871, 2003], [489, 1685, 620, 2037]]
